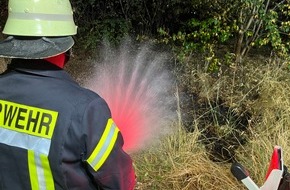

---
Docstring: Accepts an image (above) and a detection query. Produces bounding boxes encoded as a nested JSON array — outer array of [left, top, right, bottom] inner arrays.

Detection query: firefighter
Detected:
[[0, 0, 136, 189]]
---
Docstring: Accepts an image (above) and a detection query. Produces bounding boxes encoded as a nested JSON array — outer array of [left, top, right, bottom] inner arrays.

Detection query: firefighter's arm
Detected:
[[82, 98, 136, 190]]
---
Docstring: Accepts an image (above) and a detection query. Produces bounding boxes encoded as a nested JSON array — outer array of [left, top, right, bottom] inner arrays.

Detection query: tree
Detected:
[[234, 0, 290, 62], [158, 0, 290, 67]]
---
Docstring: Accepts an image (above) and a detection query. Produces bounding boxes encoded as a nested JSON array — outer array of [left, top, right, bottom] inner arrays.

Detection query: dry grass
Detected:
[[133, 57, 290, 189], [133, 124, 246, 190], [234, 62, 290, 185]]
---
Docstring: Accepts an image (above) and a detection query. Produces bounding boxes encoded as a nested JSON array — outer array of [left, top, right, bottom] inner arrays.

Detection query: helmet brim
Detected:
[[0, 36, 74, 59]]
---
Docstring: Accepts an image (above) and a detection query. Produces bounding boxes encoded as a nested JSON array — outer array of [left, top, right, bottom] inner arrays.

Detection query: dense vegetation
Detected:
[[1, 0, 289, 64], [68, 0, 290, 66]]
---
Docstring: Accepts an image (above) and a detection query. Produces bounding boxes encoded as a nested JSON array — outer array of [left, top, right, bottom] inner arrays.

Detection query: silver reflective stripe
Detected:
[[35, 152, 47, 190], [90, 123, 117, 167], [28, 150, 55, 190], [9, 12, 73, 21], [86, 118, 120, 171], [0, 127, 51, 155]]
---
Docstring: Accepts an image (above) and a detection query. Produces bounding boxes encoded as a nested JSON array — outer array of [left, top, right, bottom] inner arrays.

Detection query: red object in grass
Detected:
[[265, 146, 282, 180]]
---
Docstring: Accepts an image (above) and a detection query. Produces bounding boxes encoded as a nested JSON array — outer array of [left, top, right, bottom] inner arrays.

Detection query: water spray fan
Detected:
[[231, 146, 290, 190], [86, 42, 177, 153]]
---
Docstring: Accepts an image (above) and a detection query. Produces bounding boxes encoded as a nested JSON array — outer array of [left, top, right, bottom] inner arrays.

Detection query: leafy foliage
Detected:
[[0, 0, 289, 65], [70, 0, 197, 49], [0, 0, 8, 39], [158, 0, 290, 70], [234, 0, 290, 62]]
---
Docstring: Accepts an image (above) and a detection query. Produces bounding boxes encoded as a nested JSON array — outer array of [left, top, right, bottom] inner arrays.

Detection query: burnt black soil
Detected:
[[180, 92, 253, 162]]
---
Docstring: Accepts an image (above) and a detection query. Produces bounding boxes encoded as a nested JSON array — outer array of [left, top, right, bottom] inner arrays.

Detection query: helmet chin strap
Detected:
[[44, 53, 69, 68]]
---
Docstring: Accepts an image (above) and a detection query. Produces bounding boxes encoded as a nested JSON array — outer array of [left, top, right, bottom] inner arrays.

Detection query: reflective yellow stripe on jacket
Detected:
[[86, 118, 119, 171], [28, 150, 55, 190]]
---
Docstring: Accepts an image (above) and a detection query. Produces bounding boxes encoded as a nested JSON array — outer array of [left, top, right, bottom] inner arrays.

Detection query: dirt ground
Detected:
[[0, 58, 7, 73]]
